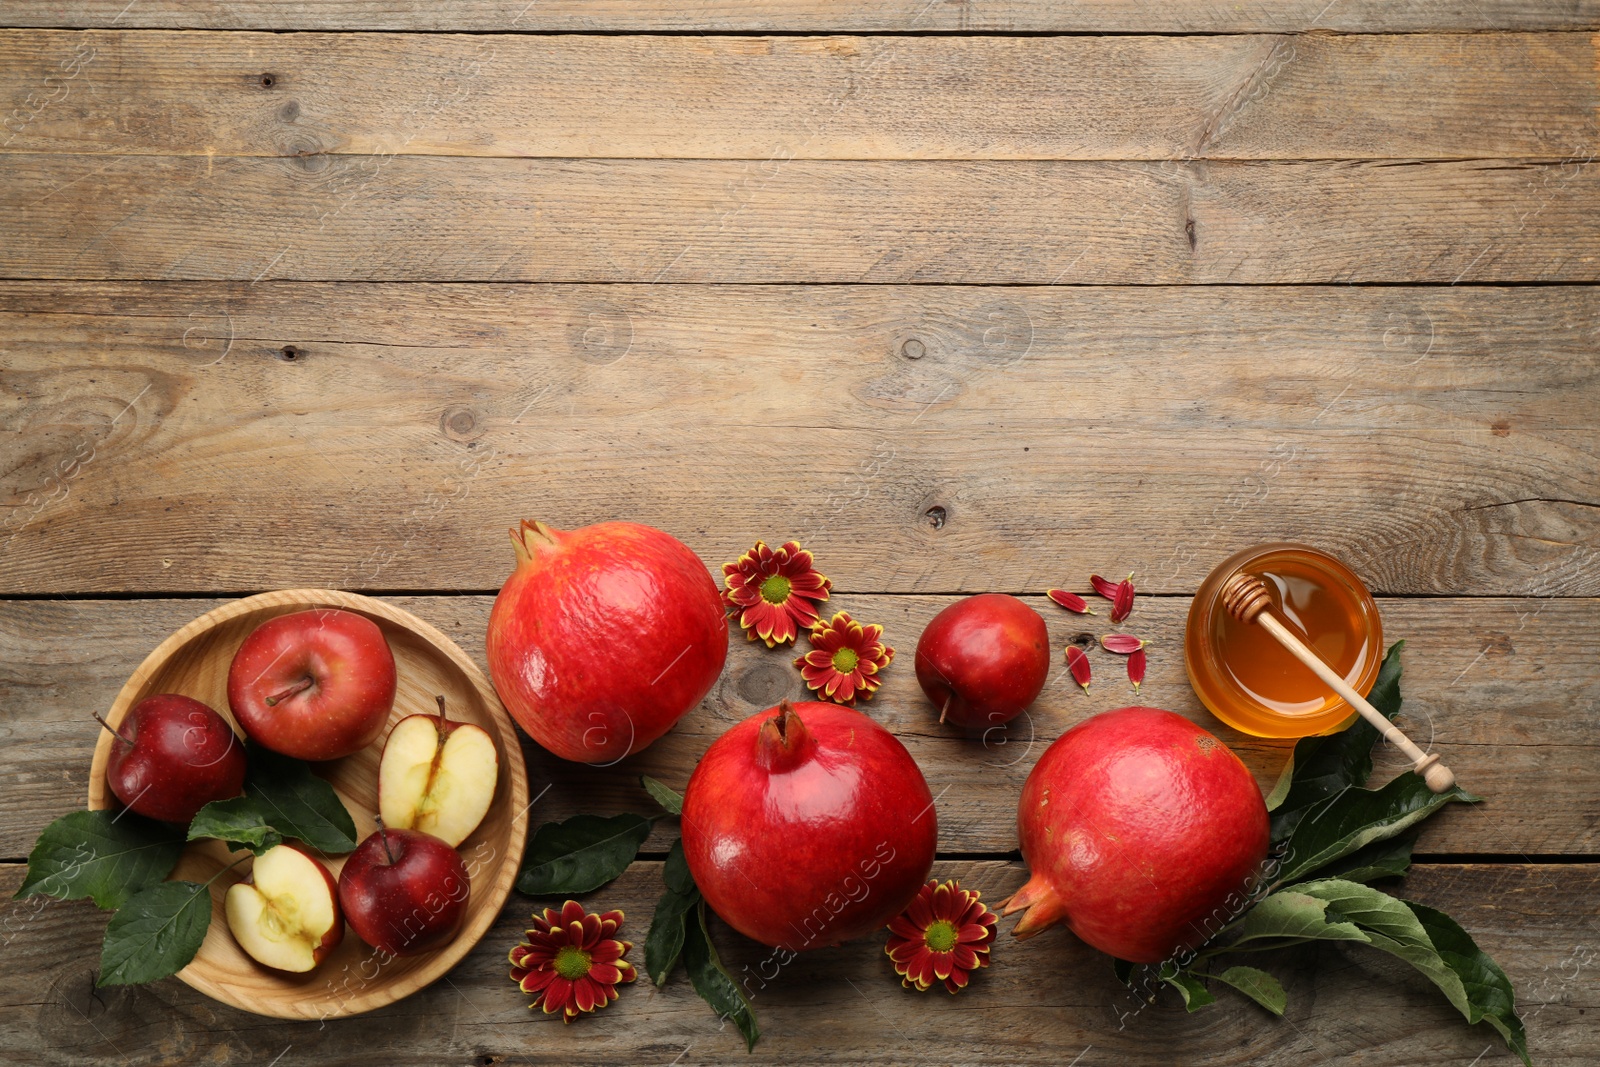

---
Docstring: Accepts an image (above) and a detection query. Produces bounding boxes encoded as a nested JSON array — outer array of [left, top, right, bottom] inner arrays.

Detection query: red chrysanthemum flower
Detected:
[[509, 901, 636, 1022], [885, 879, 998, 994], [794, 611, 894, 704], [722, 539, 831, 647]]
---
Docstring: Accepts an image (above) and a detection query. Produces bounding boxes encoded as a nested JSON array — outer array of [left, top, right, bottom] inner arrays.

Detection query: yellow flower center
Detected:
[[924, 919, 958, 953], [831, 647, 859, 673], [759, 574, 792, 604], [553, 945, 593, 980]]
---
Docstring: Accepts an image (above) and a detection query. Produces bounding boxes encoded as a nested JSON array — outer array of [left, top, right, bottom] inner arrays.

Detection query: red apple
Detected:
[[486, 520, 727, 763], [97, 694, 246, 824], [225, 844, 344, 972], [338, 823, 471, 956], [914, 593, 1050, 729], [378, 696, 499, 848], [227, 608, 397, 761]]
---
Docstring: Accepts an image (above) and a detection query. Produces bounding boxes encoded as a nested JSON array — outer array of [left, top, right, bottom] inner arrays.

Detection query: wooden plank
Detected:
[[3, 282, 1595, 596], [1, 0, 1596, 33], [2, 595, 1594, 859], [4, 31, 1596, 160], [4, 154, 1598, 284], [0, 858, 1593, 1064]]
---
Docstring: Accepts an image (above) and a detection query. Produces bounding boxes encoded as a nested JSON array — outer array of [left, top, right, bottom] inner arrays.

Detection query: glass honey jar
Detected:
[[1185, 543, 1383, 738]]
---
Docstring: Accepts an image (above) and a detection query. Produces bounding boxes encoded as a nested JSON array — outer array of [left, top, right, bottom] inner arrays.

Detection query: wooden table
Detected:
[[2, 4, 1596, 1064]]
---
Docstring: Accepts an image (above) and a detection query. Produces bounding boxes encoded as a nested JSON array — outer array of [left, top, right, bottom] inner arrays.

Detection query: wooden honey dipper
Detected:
[[1220, 571, 1457, 793]]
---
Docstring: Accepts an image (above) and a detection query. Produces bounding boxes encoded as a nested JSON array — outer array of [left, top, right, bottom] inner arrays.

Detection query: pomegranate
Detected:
[[1004, 707, 1270, 963], [487, 520, 727, 763], [681, 700, 937, 951], [915, 593, 1050, 729]]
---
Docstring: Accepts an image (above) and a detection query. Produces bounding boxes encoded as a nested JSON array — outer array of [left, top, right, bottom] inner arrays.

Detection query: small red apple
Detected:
[[338, 822, 471, 956], [377, 696, 499, 848], [225, 843, 344, 972], [96, 694, 246, 824], [914, 593, 1050, 729], [227, 608, 397, 761]]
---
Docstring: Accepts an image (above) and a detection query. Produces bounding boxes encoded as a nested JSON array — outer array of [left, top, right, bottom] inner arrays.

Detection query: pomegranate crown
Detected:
[[509, 519, 561, 564], [756, 700, 816, 772]]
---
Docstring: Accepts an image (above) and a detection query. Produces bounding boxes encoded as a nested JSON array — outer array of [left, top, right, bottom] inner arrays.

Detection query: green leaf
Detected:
[[646, 887, 698, 987], [1158, 963, 1215, 1011], [1406, 900, 1530, 1066], [517, 813, 652, 896], [97, 880, 213, 986], [16, 810, 185, 910], [1220, 888, 1372, 951], [187, 796, 283, 856], [1211, 966, 1287, 1016], [683, 901, 759, 1051], [1308, 835, 1414, 885], [1264, 751, 1296, 812], [1271, 641, 1406, 841], [646, 839, 699, 987], [1277, 772, 1478, 884], [1295, 880, 1529, 1066], [244, 746, 358, 854], [664, 835, 695, 895], [641, 776, 684, 816]]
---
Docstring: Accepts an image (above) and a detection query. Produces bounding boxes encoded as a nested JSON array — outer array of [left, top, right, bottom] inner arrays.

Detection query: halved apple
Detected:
[[377, 699, 498, 848], [224, 844, 343, 973]]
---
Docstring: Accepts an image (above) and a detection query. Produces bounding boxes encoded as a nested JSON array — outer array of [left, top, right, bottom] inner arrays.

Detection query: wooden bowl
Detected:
[[86, 589, 529, 1021]]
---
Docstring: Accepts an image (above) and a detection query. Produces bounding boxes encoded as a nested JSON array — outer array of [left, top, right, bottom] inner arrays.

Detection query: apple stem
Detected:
[[939, 694, 951, 725], [92, 712, 135, 746], [203, 853, 252, 889], [264, 676, 314, 707], [375, 814, 397, 865], [435, 694, 448, 721]]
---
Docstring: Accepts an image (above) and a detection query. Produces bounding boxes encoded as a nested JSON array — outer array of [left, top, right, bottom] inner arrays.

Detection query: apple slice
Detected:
[[378, 697, 498, 848], [224, 844, 343, 973]]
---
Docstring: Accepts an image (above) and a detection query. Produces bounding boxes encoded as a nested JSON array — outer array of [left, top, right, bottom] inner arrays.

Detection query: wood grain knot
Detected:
[[901, 338, 925, 359], [735, 660, 794, 707], [440, 405, 484, 443], [924, 505, 948, 529], [278, 344, 302, 361], [258, 72, 278, 88]]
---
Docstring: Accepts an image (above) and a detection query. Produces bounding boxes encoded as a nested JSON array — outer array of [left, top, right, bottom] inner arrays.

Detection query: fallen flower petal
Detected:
[[1065, 645, 1091, 694], [1089, 574, 1121, 600], [1100, 633, 1146, 655], [1046, 589, 1096, 615], [1111, 576, 1136, 624], [1128, 647, 1147, 692]]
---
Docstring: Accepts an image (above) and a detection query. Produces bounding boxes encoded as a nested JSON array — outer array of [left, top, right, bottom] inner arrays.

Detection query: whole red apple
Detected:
[[487, 520, 727, 763], [1004, 707, 1271, 963], [227, 608, 397, 761], [98, 694, 246, 824], [681, 700, 937, 952], [914, 593, 1050, 729], [338, 823, 471, 956]]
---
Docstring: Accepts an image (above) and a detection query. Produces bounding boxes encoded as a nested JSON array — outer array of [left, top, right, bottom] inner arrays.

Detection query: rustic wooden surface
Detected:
[[1, 6, 1596, 1066]]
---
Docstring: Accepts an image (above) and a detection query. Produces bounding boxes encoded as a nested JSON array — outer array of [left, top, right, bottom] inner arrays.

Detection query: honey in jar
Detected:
[[1185, 543, 1383, 738]]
